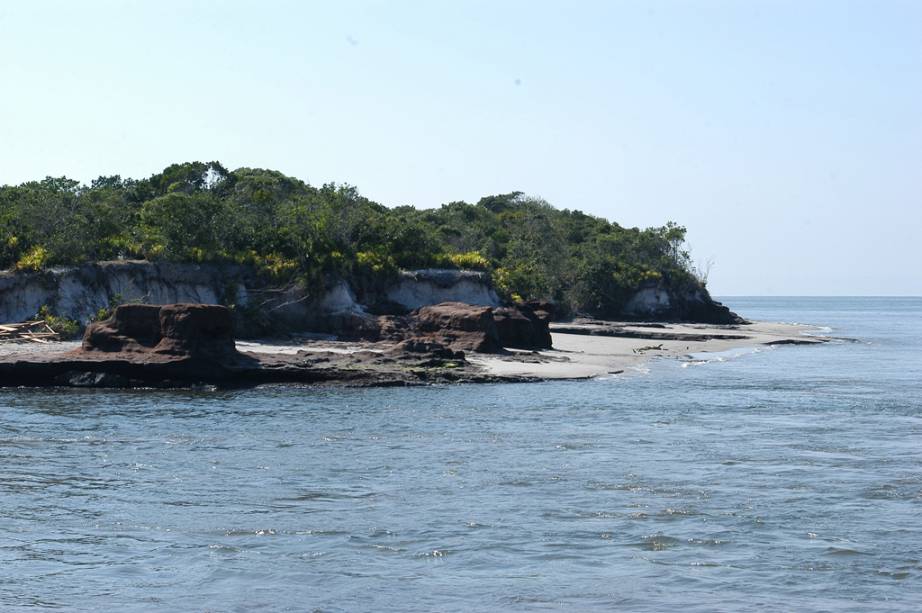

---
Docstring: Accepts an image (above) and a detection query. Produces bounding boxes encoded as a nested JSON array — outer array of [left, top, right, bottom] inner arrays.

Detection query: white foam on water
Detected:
[[683, 345, 763, 366]]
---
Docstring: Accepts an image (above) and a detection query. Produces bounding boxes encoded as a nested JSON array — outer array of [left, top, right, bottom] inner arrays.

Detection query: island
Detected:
[[0, 162, 827, 388]]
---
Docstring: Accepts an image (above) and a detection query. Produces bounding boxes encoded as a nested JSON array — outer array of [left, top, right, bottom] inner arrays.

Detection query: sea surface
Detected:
[[1, 297, 920, 612]]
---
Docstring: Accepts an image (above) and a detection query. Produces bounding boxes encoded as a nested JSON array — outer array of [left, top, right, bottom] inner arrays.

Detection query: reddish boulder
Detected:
[[413, 302, 502, 353], [82, 303, 240, 362], [155, 304, 237, 358], [82, 304, 163, 353]]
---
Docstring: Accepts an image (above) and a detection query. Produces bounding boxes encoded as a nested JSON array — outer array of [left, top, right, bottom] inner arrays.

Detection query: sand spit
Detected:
[[467, 321, 829, 380], [233, 319, 830, 382]]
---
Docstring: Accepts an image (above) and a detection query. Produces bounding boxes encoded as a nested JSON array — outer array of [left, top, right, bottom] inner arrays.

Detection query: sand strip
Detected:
[[467, 321, 827, 379]]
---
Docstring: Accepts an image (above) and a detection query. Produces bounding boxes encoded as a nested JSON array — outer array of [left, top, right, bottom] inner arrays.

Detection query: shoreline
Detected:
[[468, 320, 827, 380], [0, 319, 829, 389]]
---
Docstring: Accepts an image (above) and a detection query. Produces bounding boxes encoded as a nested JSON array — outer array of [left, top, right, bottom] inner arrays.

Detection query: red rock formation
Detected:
[[83, 303, 238, 360], [0, 303, 527, 389], [155, 304, 237, 358], [82, 304, 162, 353], [412, 302, 502, 353]]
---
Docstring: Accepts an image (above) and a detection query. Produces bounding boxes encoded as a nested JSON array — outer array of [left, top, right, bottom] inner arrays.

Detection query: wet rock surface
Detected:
[[678, 296, 747, 325], [389, 339, 465, 360]]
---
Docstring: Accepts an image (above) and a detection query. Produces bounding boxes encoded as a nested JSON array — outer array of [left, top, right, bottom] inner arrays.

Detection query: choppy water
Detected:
[[1, 297, 920, 612]]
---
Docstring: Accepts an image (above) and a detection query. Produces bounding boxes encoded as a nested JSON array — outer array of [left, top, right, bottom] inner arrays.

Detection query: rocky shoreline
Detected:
[[0, 302, 829, 390], [0, 302, 553, 388]]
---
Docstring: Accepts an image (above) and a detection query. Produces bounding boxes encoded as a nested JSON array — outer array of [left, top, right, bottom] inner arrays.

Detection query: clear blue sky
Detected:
[[1, 1, 919, 295]]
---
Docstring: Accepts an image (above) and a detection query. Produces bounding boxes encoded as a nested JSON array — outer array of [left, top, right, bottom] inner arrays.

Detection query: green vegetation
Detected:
[[36, 306, 80, 340], [0, 162, 700, 317], [90, 293, 125, 323]]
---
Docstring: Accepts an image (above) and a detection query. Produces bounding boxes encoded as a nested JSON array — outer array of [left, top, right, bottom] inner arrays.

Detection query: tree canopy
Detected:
[[0, 161, 702, 317]]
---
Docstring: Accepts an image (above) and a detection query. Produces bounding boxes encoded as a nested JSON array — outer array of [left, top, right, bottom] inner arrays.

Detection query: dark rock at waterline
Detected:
[[550, 321, 749, 342], [56, 371, 130, 388], [681, 297, 747, 325]]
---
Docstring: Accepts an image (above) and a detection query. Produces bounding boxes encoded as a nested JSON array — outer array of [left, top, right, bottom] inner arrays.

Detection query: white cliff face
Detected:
[[0, 263, 502, 327], [0, 262, 247, 323], [318, 281, 367, 315], [386, 269, 500, 310], [0, 274, 61, 322]]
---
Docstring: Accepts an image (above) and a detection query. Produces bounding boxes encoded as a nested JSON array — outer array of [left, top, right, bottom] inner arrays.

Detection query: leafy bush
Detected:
[[14, 245, 48, 271], [91, 293, 125, 322], [36, 305, 81, 339], [448, 251, 491, 271], [356, 250, 396, 275]]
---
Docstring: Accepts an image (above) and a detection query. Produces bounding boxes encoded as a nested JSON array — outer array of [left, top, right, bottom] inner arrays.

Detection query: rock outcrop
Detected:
[[0, 259, 745, 338], [82, 304, 163, 352], [0, 302, 520, 388], [83, 303, 240, 361], [410, 302, 502, 353], [370, 302, 555, 354], [155, 304, 238, 358], [621, 283, 746, 325], [676, 295, 745, 325], [493, 302, 553, 350]]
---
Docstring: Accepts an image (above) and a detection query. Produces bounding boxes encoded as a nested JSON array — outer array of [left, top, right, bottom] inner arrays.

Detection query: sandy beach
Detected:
[[467, 321, 827, 379], [234, 319, 831, 382]]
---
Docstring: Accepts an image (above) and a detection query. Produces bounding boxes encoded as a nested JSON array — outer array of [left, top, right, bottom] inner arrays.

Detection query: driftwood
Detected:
[[0, 320, 61, 343]]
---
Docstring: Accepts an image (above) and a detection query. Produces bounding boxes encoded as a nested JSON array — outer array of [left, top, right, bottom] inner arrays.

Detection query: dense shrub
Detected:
[[0, 162, 700, 316]]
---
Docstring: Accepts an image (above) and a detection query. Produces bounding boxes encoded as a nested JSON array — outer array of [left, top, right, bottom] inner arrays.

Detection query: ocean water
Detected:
[[1, 297, 920, 612]]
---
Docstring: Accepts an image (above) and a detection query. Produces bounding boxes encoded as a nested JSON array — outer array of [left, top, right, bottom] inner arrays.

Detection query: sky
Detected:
[[1, 0, 919, 296]]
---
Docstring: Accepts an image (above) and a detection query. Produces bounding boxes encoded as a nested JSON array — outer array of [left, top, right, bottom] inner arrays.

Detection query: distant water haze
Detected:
[[1, 1, 918, 296]]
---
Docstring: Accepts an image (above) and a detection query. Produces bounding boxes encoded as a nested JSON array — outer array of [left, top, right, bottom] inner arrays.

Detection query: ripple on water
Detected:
[[2, 298, 922, 611], [632, 534, 683, 551]]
